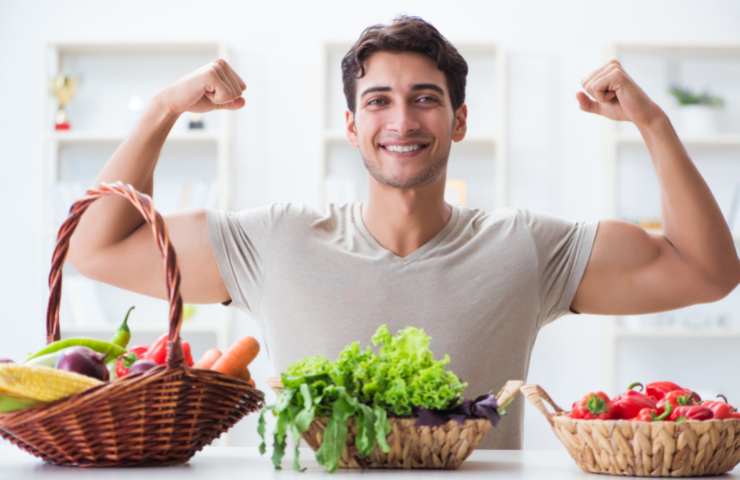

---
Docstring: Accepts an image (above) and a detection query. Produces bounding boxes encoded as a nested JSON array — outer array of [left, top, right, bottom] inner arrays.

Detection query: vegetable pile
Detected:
[[570, 381, 740, 422], [258, 325, 509, 473], [0, 306, 261, 413]]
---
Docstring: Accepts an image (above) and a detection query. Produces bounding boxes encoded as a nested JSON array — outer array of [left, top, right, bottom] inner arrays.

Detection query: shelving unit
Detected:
[[603, 43, 740, 393], [318, 42, 507, 210], [41, 41, 234, 366]]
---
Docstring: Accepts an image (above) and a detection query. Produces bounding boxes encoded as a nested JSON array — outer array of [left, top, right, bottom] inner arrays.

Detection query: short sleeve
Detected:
[[520, 210, 599, 327], [206, 205, 276, 313]]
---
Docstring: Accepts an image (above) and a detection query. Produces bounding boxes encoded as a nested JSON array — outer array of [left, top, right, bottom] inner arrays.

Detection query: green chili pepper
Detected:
[[110, 306, 135, 348], [26, 338, 126, 363]]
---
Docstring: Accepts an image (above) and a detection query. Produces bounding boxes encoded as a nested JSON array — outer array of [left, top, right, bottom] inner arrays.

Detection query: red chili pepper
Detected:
[[701, 400, 735, 419], [570, 391, 613, 420], [670, 405, 713, 421], [645, 381, 683, 401], [612, 383, 657, 420]]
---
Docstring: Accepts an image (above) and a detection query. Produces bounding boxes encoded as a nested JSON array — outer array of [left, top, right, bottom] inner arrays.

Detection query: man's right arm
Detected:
[[67, 59, 246, 304]]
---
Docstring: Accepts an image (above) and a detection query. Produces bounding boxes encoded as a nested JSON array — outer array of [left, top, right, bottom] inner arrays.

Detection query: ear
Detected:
[[345, 110, 359, 147], [451, 104, 467, 142]]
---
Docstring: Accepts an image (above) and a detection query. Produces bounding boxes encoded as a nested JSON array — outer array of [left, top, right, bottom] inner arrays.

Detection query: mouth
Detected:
[[378, 142, 431, 157]]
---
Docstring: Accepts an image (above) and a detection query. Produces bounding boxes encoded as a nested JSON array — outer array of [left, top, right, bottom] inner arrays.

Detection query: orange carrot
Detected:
[[247, 378, 255, 388], [194, 348, 222, 369], [236, 368, 251, 382], [212, 336, 260, 377]]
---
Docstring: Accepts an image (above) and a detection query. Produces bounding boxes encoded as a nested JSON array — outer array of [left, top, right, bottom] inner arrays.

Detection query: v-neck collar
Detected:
[[351, 202, 460, 264]]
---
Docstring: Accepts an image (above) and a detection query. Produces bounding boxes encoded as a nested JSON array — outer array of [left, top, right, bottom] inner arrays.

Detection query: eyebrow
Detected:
[[359, 83, 446, 98]]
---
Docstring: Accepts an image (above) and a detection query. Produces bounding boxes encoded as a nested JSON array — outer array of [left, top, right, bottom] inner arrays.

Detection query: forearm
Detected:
[[70, 94, 178, 256], [639, 113, 740, 288]]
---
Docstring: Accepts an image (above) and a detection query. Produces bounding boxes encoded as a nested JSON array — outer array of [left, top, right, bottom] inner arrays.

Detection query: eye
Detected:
[[416, 95, 440, 105], [366, 97, 388, 107]]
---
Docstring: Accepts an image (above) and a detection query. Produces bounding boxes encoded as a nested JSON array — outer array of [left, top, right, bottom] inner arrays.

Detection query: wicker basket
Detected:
[[269, 377, 523, 469], [521, 384, 740, 477], [0, 182, 264, 467]]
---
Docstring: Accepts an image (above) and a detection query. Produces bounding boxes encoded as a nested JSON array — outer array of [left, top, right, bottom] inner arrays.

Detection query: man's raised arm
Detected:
[[572, 60, 739, 315], [67, 59, 246, 303]]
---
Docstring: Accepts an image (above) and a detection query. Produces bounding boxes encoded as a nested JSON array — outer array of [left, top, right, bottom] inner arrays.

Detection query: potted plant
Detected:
[[668, 84, 725, 135]]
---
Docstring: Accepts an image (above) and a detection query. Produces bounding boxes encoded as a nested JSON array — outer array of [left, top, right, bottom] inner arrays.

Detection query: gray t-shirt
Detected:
[[207, 202, 598, 449]]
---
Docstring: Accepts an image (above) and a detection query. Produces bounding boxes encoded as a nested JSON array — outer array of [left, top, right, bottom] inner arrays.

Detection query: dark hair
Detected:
[[341, 15, 468, 113]]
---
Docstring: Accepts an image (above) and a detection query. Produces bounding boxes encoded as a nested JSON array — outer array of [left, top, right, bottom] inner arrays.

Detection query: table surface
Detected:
[[0, 444, 737, 479]]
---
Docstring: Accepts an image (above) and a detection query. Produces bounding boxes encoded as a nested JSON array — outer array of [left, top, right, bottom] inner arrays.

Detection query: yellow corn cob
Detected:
[[0, 364, 103, 403]]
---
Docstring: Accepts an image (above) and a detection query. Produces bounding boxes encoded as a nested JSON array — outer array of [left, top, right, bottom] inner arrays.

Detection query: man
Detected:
[[67, 17, 739, 449]]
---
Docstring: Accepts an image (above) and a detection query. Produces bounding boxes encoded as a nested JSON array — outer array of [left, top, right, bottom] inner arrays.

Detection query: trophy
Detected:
[[49, 74, 78, 131]]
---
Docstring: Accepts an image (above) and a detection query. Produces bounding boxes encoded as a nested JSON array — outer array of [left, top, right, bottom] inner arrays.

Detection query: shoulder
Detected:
[[219, 202, 356, 234]]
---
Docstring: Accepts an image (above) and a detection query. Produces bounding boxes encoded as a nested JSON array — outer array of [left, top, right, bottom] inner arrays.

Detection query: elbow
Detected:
[[701, 265, 740, 302]]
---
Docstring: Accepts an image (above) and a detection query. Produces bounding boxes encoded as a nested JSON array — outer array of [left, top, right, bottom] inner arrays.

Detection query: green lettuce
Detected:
[[258, 324, 466, 472]]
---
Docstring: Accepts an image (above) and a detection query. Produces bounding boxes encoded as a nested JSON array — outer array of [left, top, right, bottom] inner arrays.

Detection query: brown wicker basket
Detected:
[[521, 384, 740, 477], [0, 182, 264, 467], [269, 377, 523, 469]]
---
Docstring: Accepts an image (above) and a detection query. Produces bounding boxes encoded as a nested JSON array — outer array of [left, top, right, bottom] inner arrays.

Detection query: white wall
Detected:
[[1, 0, 739, 450]]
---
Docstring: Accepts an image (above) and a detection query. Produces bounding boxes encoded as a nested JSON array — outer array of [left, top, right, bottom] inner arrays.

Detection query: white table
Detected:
[[0, 444, 737, 479]]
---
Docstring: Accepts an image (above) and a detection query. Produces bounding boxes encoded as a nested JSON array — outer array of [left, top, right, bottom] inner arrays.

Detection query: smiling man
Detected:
[[67, 16, 739, 449]]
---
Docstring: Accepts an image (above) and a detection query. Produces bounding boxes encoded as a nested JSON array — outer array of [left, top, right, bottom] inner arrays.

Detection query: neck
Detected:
[[362, 175, 452, 257]]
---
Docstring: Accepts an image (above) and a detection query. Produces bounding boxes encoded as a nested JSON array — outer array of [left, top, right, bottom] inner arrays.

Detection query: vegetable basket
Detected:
[[521, 384, 740, 477], [269, 377, 523, 469], [0, 182, 264, 467]]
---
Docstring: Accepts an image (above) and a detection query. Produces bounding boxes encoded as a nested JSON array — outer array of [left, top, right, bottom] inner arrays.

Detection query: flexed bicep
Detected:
[[571, 220, 729, 315]]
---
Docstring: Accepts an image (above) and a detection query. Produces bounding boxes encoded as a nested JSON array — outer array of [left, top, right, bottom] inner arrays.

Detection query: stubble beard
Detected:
[[361, 149, 449, 189]]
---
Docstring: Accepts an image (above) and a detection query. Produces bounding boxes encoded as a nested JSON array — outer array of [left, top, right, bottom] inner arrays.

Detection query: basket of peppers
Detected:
[[0, 182, 264, 467], [521, 381, 740, 477]]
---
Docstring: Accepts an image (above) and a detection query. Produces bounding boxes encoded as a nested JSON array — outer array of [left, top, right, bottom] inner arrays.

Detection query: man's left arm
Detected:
[[571, 60, 739, 315]]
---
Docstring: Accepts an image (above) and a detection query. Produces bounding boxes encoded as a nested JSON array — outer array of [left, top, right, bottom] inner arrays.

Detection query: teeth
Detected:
[[385, 144, 422, 153]]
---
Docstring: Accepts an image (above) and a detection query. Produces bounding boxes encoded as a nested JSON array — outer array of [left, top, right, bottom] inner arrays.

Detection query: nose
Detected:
[[386, 103, 421, 137]]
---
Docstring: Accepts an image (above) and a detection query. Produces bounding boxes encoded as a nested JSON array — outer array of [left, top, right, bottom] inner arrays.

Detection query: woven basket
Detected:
[[521, 384, 740, 477], [269, 377, 523, 469], [0, 182, 264, 467]]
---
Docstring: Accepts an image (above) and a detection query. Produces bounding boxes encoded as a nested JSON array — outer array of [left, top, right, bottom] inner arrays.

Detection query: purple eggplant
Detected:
[[56, 347, 109, 381], [128, 359, 157, 376]]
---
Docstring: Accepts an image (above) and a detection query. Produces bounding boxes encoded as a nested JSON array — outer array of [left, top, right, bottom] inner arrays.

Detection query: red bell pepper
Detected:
[[657, 389, 701, 413], [570, 391, 613, 420], [701, 400, 736, 420], [670, 405, 713, 421], [635, 403, 673, 422], [731, 412, 740, 419], [182, 341, 194, 367], [612, 383, 657, 420], [114, 344, 149, 378], [645, 381, 683, 401], [146, 334, 169, 364], [145, 334, 194, 367]]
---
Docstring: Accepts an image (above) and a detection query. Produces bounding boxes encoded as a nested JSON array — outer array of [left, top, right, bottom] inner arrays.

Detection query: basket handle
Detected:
[[46, 181, 186, 369], [495, 380, 523, 409], [520, 384, 566, 427]]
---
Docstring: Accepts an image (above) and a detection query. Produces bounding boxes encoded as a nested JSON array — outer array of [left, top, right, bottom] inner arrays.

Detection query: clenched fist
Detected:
[[577, 60, 665, 128], [159, 59, 246, 115]]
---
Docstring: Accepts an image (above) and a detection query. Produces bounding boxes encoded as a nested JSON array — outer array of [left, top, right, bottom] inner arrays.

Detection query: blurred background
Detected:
[[1, 0, 739, 449]]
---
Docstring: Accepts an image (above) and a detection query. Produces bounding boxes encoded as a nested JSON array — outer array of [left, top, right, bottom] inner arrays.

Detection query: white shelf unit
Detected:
[[318, 42, 508, 210], [603, 43, 740, 394], [41, 41, 234, 367]]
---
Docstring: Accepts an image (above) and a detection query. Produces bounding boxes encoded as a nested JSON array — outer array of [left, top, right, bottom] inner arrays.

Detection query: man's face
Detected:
[[346, 51, 467, 189]]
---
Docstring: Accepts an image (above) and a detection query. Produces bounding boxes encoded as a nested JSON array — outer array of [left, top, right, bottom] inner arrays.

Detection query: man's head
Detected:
[[342, 16, 468, 189]]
